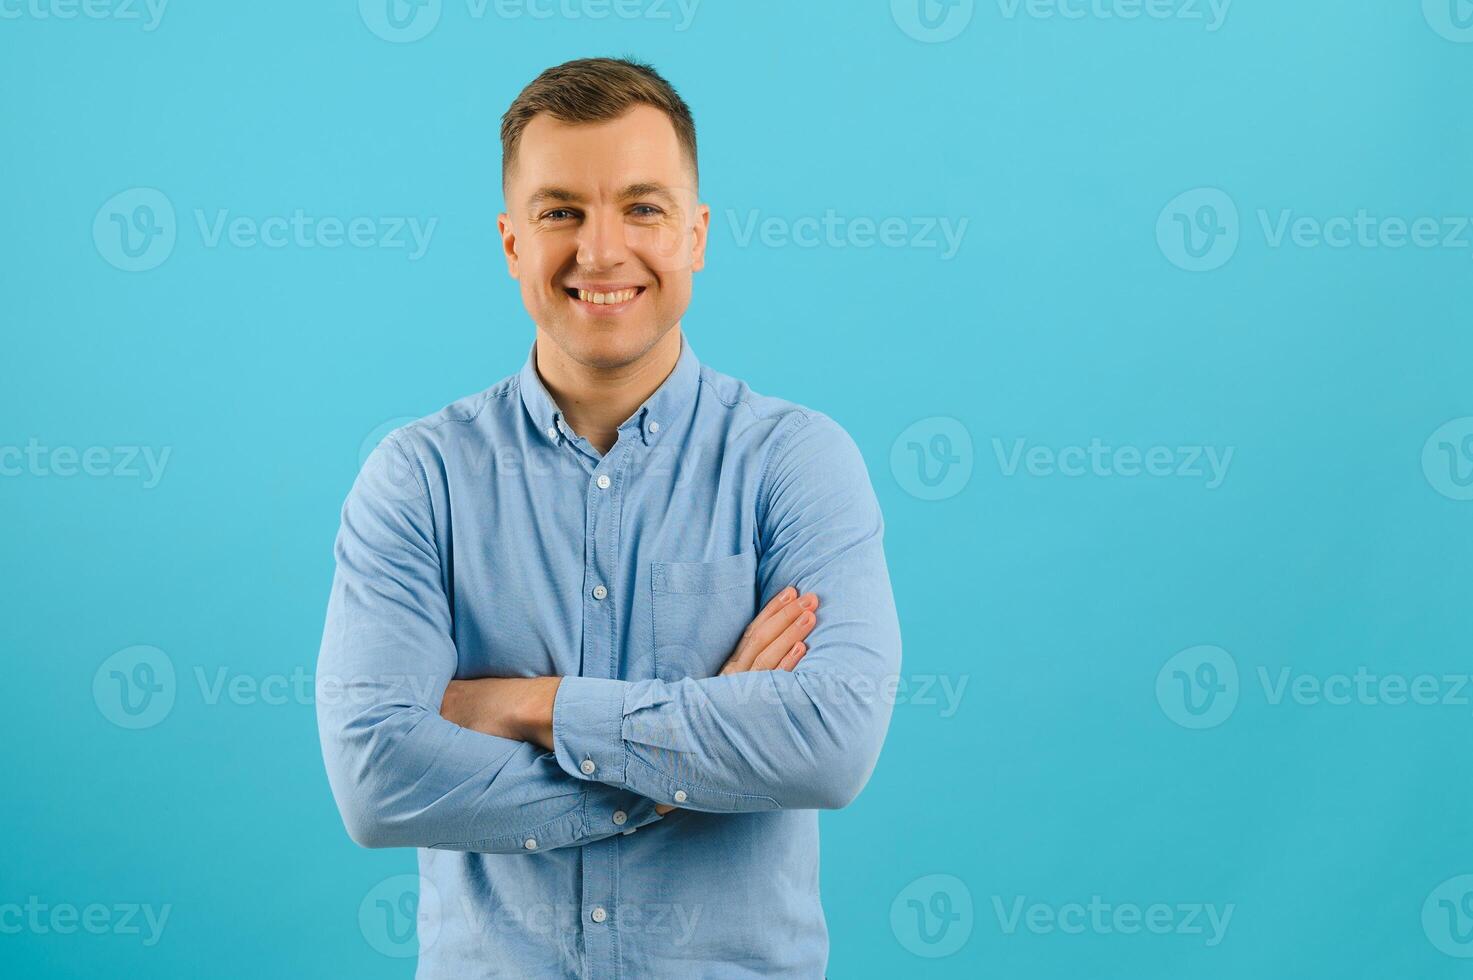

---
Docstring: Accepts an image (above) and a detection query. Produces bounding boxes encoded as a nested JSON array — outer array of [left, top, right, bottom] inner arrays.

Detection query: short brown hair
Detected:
[[500, 57, 698, 190]]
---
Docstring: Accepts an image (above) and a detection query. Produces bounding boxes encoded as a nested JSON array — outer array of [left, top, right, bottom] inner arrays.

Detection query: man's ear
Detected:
[[689, 202, 711, 273], [496, 211, 519, 278]]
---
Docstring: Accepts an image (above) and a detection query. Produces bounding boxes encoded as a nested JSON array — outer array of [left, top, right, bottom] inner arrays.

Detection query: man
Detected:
[[316, 57, 902, 978]]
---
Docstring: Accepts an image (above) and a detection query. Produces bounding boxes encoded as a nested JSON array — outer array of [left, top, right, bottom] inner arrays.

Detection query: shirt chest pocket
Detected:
[[650, 550, 759, 683]]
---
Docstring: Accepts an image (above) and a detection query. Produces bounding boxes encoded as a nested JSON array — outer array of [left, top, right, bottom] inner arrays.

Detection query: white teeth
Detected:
[[576, 288, 638, 305]]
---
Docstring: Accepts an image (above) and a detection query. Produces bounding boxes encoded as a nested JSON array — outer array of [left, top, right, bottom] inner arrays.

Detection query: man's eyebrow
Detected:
[[525, 187, 585, 210], [619, 182, 678, 204], [524, 182, 682, 213]]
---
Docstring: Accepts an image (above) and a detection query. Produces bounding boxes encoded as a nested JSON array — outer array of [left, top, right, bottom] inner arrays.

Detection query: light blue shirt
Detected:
[[316, 334, 902, 978]]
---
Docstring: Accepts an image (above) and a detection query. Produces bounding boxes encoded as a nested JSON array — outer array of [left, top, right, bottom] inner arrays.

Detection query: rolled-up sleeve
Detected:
[[316, 434, 665, 852], [553, 411, 902, 812]]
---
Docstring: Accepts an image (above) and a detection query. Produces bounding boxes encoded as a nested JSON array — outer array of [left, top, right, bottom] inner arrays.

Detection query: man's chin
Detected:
[[544, 321, 666, 371]]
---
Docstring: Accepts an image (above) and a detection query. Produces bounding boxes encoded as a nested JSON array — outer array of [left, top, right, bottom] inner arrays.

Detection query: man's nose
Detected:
[[575, 209, 630, 270]]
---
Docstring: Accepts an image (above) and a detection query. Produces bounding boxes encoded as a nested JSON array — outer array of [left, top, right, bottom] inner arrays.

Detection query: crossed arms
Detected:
[[315, 411, 902, 853]]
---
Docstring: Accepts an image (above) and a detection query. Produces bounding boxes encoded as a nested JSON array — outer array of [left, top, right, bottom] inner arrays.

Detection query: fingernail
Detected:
[[799, 612, 813, 627], [800, 594, 817, 609], [791, 642, 803, 655], [780, 587, 795, 602]]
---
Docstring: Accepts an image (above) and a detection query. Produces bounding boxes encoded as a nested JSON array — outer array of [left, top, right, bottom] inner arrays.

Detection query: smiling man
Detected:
[[316, 57, 902, 978]]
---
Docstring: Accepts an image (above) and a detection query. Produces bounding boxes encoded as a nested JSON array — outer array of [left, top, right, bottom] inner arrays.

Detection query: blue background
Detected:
[[4, 0, 1473, 976]]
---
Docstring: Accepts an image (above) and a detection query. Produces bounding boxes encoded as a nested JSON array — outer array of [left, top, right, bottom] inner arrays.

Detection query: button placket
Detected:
[[577, 430, 629, 975]]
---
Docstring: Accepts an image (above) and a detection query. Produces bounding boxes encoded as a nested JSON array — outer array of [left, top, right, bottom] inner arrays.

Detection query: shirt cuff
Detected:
[[583, 784, 666, 837], [554, 676, 630, 788]]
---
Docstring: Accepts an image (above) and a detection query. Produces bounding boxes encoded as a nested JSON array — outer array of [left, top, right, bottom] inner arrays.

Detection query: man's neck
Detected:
[[534, 326, 683, 456]]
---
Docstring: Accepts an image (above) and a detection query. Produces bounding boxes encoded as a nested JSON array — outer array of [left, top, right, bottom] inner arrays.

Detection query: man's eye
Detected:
[[542, 209, 577, 221], [629, 205, 663, 218]]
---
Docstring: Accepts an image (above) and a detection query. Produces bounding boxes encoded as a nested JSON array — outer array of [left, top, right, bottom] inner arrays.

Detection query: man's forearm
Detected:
[[441, 675, 679, 815], [441, 675, 561, 750]]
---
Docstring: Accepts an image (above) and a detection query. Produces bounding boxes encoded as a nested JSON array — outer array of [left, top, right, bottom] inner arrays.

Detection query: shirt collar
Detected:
[[519, 332, 701, 448]]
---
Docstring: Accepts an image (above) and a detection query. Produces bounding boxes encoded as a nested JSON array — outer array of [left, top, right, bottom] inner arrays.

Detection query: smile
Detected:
[[564, 285, 646, 314]]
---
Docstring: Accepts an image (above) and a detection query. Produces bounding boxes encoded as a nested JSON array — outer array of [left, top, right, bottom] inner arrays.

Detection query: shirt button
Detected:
[[546, 426, 557, 441], [580, 759, 597, 775], [592, 585, 607, 600], [523, 837, 537, 850], [673, 790, 687, 803], [591, 907, 607, 924], [596, 474, 611, 490], [612, 810, 627, 825], [648, 420, 660, 433]]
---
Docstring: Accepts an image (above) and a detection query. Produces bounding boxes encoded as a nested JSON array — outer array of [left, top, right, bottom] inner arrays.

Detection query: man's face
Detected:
[[498, 104, 709, 371]]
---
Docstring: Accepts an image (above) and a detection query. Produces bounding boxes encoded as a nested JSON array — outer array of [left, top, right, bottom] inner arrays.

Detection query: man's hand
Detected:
[[440, 585, 819, 816], [652, 585, 818, 814], [718, 585, 818, 675]]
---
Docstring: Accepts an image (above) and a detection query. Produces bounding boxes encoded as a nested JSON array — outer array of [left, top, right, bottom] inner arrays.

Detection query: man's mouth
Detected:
[[559, 284, 648, 315], [564, 286, 646, 307]]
